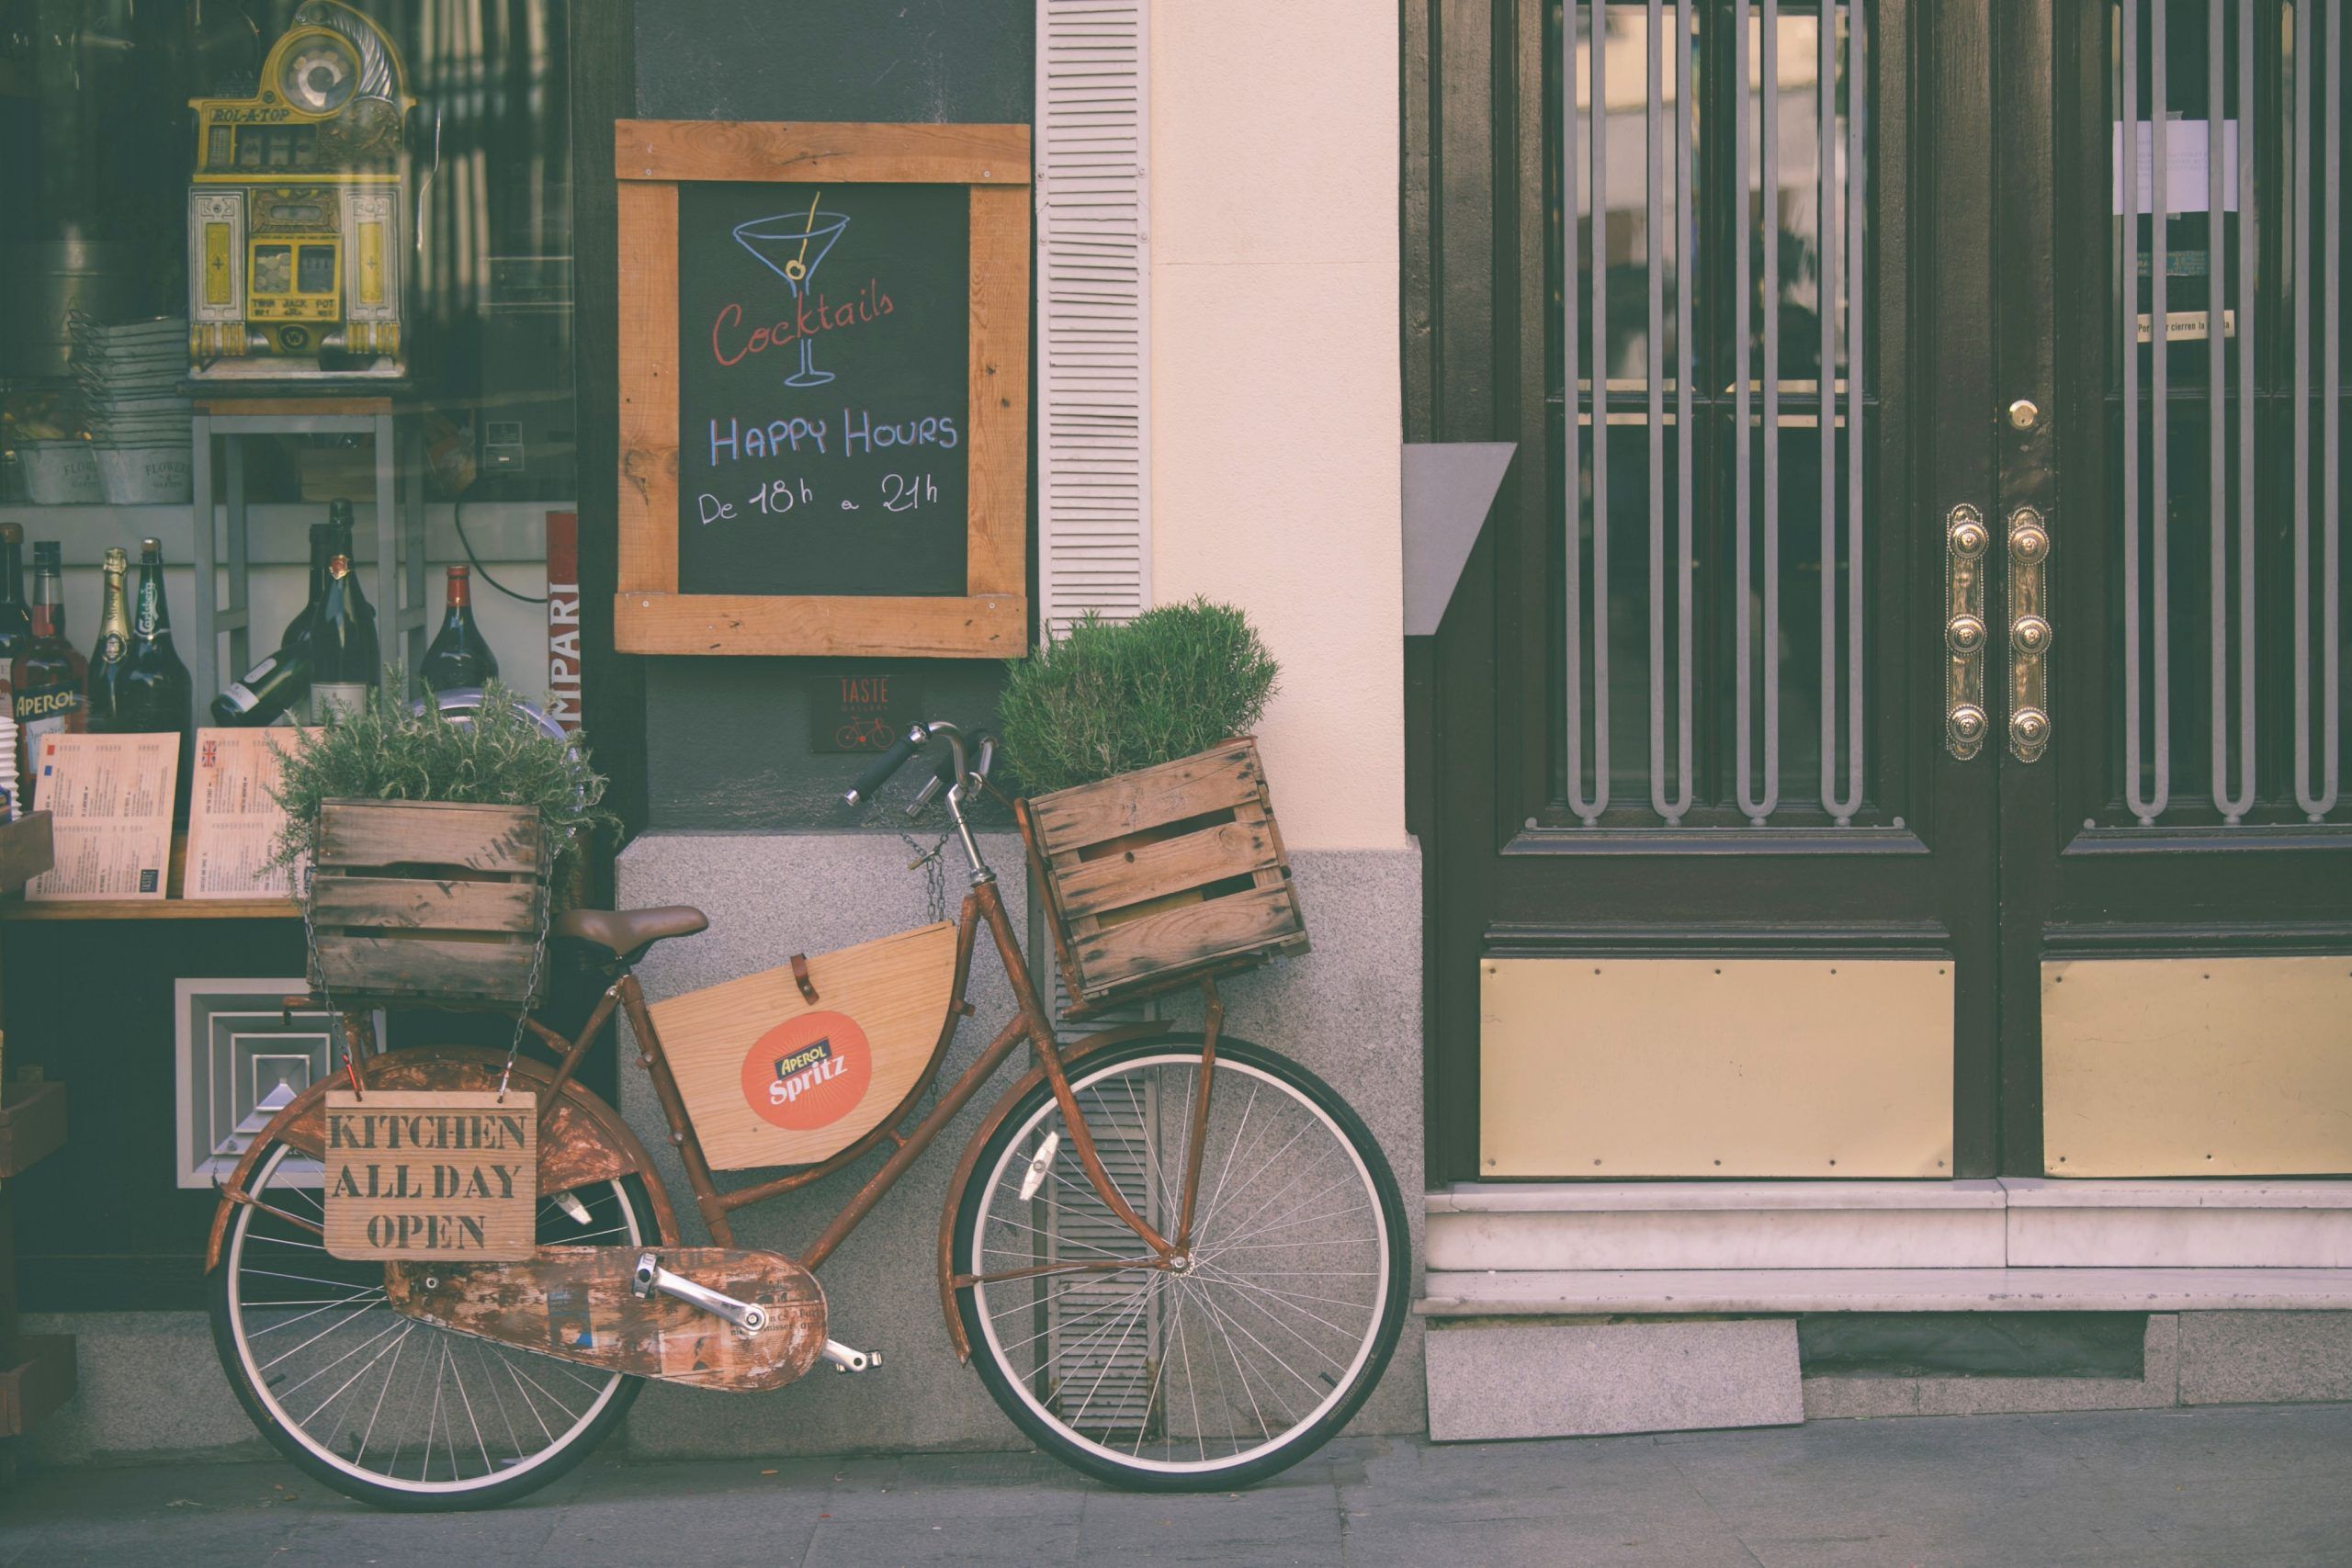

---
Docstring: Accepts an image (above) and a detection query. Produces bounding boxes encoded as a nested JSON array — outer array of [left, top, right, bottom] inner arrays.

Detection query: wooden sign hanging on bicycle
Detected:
[[204, 720, 1408, 1511]]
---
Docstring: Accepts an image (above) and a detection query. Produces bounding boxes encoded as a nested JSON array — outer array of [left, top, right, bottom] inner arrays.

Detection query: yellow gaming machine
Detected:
[[187, 2, 412, 378]]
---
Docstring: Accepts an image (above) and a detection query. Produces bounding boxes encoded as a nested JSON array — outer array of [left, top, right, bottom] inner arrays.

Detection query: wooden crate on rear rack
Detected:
[[306, 799, 548, 1008], [1018, 737, 1307, 1015]]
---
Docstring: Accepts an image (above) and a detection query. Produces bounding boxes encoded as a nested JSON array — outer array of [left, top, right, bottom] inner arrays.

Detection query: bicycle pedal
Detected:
[[821, 1340, 882, 1373]]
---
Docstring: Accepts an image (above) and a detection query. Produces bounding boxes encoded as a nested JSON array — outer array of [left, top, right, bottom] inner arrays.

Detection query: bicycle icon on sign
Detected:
[[835, 716, 899, 750]]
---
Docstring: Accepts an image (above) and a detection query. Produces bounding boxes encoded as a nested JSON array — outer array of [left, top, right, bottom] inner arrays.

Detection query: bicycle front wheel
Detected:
[[954, 1036, 1408, 1490]]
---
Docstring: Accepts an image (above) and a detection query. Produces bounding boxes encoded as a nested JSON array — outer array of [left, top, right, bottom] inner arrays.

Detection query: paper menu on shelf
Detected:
[[25, 731, 180, 900], [185, 727, 312, 898]]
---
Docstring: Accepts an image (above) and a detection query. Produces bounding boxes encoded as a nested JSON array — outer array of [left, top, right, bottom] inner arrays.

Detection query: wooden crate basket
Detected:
[[1019, 737, 1307, 1013], [306, 799, 548, 1008]]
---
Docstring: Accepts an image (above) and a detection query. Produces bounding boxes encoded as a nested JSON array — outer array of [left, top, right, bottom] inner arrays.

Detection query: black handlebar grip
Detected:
[[844, 728, 923, 806]]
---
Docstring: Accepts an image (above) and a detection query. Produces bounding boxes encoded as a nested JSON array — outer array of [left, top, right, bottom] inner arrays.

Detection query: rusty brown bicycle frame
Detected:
[[582, 872, 1218, 1284]]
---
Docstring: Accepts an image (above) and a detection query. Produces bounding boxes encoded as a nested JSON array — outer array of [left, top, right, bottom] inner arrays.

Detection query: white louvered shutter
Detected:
[[1035, 0, 1150, 633]]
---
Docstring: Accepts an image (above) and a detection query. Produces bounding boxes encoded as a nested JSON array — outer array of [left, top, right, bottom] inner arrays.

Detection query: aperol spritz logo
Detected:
[[741, 1010, 873, 1133]]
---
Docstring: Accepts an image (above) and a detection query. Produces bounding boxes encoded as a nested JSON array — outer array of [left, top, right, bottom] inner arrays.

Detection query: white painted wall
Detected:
[[1149, 1, 1405, 852]]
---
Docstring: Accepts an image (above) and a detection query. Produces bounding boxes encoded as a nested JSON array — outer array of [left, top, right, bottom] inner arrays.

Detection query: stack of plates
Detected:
[[68, 314, 193, 503], [0, 716, 19, 820]]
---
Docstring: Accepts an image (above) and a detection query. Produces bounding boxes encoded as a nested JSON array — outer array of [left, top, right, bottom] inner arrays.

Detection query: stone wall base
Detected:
[[1426, 1311, 2352, 1441]]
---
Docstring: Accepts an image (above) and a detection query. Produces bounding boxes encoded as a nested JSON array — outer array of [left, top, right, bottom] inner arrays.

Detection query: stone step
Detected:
[[1418, 1266, 2352, 1317], [1427, 1179, 2352, 1271]]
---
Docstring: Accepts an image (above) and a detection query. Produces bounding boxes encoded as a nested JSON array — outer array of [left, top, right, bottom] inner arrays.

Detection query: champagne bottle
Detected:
[[307, 521, 379, 722], [420, 566, 500, 694], [85, 547, 136, 731], [13, 542, 88, 784], [0, 523, 33, 668], [120, 539, 195, 735]]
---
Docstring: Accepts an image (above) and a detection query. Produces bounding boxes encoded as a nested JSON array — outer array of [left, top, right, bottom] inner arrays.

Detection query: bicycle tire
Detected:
[[953, 1034, 1410, 1491], [211, 1140, 660, 1512]]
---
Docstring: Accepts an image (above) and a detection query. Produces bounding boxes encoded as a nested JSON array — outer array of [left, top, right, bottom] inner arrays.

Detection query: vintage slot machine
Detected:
[[186, 2, 412, 379]]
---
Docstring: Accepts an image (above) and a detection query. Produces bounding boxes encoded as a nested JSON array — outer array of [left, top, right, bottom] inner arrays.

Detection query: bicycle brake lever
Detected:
[[904, 773, 946, 817]]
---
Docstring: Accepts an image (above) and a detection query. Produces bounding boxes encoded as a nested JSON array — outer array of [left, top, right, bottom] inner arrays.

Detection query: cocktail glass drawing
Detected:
[[734, 197, 851, 389]]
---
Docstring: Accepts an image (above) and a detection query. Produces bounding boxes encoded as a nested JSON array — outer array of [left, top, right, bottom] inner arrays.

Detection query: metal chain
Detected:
[[296, 856, 362, 1096], [899, 829, 951, 924], [496, 835, 561, 1101]]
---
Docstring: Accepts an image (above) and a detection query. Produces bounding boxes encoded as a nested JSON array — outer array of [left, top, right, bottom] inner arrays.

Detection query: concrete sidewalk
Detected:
[[2, 1404, 2346, 1567]]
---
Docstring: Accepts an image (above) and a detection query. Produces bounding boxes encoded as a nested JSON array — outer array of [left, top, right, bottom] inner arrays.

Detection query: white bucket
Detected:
[[19, 440, 102, 504], [95, 444, 193, 504]]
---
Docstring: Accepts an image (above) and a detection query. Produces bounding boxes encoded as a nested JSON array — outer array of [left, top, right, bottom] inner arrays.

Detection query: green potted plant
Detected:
[[999, 599, 1306, 1011], [271, 678, 616, 1006]]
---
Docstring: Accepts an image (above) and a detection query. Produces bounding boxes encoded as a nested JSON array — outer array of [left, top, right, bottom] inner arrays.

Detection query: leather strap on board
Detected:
[[790, 953, 819, 1005]]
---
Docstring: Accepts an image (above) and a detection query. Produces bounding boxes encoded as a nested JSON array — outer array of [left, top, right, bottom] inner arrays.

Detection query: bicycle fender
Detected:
[[934, 1024, 1204, 1363], [204, 1045, 680, 1272]]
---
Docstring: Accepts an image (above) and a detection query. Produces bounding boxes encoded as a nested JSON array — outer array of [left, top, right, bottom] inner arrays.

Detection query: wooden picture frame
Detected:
[[613, 120, 1031, 657]]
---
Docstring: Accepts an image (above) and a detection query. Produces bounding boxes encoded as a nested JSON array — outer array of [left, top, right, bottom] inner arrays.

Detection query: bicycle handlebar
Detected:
[[843, 724, 927, 807]]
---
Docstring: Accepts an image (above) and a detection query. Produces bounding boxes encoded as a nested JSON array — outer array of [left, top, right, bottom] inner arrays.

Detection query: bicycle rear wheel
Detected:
[[953, 1036, 1408, 1490], [211, 1134, 658, 1511]]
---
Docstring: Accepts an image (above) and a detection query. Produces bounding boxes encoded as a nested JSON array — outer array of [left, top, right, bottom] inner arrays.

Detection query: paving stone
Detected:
[[1, 1404, 2345, 1566], [1426, 1317, 1802, 1439]]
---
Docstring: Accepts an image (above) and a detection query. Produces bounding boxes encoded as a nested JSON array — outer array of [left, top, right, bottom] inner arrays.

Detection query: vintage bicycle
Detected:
[[206, 720, 1408, 1510]]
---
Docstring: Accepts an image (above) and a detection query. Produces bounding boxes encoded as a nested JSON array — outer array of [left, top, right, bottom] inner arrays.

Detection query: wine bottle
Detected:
[[209, 644, 311, 728], [284, 520, 333, 653], [210, 513, 338, 728], [307, 529, 380, 722], [120, 538, 195, 735], [85, 547, 136, 731], [0, 524, 34, 668], [420, 566, 500, 694], [13, 542, 88, 784]]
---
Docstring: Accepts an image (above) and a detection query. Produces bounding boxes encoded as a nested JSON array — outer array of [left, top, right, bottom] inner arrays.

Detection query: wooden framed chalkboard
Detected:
[[614, 121, 1030, 657]]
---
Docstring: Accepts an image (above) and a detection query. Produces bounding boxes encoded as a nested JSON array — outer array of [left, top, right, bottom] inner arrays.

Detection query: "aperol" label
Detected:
[[740, 1010, 872, 1132]]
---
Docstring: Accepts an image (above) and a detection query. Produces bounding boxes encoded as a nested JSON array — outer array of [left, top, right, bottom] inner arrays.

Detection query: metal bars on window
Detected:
[[2292, 0, 2341, 821], [2115, 0, 2343, 825], [1567, 2, 1868, 828], [2209, 0, 2256, 821]]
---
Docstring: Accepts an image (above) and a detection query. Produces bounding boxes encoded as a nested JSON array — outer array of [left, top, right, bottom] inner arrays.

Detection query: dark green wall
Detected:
[[631, 0, 1034, 829]]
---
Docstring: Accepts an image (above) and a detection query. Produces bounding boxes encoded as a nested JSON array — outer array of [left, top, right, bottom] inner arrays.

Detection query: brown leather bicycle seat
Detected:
[[552, 905, 709, 957]]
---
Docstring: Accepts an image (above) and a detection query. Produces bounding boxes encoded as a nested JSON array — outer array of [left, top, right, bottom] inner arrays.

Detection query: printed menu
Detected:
[[185, 728, 311, 897], [26, 731, 179, 900]]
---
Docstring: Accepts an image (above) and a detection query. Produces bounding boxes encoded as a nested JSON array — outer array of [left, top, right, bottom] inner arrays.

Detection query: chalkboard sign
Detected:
[[614, 120, 1030, 659], [678, 182, 969, 598]]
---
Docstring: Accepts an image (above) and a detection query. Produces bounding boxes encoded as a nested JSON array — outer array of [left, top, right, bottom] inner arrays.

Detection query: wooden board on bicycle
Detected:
[[206, 719, 1408, 1512]]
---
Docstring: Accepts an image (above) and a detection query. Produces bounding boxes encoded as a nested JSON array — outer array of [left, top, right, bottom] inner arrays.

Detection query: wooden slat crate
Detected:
[[306, 799, 547, 1007], [1020, 738, 1307, 1013]]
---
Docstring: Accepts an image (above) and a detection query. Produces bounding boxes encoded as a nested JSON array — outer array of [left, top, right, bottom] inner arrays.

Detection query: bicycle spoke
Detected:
[[226, 1139, 644, 1499], [966, 1049, 1394, 1479]]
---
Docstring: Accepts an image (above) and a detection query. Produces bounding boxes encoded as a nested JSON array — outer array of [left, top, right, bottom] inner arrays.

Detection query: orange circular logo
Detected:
[[741, 1011, 872, 1131]]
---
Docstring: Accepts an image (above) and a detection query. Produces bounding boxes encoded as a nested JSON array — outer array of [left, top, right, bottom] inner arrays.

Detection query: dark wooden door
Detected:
[[1410, 0, 2008, 1180], [1992, 1, 2351, 1176], [1412, 0, 2350, 1183]]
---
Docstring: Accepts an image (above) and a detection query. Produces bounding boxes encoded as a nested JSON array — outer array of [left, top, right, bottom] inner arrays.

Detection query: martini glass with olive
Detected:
[[734, 198, 851, 389]]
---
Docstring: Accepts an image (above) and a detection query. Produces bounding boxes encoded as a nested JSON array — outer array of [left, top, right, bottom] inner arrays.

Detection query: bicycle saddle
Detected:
[[552, 906, 709, 960]]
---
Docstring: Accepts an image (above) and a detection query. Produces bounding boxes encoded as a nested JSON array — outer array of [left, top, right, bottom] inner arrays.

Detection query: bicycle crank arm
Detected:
[[632, 1250, 768, 1333]]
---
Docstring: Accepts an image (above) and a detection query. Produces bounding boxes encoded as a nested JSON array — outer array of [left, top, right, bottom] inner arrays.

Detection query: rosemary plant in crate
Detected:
[[997, 600, 1305, 1013], [270, 678, 617, 1007]]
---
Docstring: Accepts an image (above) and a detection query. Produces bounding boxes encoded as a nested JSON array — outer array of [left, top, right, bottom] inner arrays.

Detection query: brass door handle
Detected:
[[1944, 504, 1990, 759], [2007, 506, 2052, 761]]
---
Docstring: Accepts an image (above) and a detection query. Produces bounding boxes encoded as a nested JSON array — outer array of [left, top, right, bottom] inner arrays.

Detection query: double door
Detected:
[[1410, 0, 2351, 1180]]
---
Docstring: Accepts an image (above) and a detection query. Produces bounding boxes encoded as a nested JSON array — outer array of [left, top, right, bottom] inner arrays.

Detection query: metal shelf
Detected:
[[187, 399, 430, 732]]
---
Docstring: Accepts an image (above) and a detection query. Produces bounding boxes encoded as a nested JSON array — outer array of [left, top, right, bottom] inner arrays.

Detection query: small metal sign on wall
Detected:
[[322, 1090, 538, 1260]]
